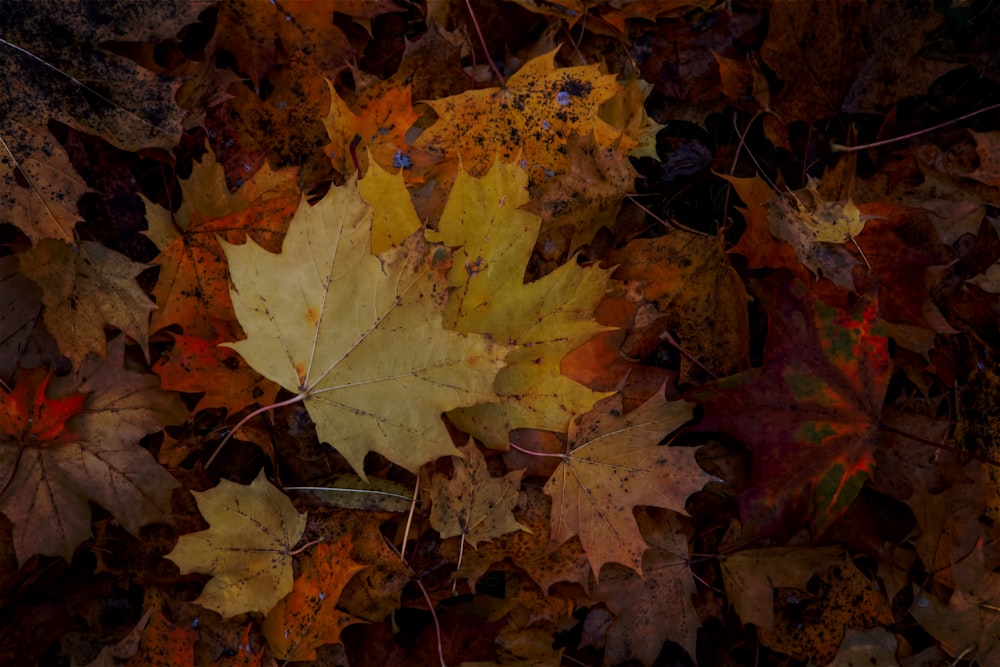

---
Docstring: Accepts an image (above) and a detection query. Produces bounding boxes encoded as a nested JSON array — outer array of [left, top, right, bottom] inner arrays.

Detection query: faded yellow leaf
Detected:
[[165, 470, 307, 618], [358, 157, 422, 254]]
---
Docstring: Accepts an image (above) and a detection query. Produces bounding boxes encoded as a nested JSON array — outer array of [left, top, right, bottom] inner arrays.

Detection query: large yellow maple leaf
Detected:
[[427, 159, 612, 447], [412, 49, 627, 184], [220, 179, 507, 476]]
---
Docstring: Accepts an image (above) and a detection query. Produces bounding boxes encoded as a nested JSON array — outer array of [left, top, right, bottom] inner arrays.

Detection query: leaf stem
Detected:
[[506, 440, 566, 460], [879, 422, 1000, 468], [831, 101, 1000, 153], [284, 486, 413, 501], [401, 476, 420, 564], [414, 575, 447, 667], [204, 393, 307, 470], [288, 537, 323, 556]]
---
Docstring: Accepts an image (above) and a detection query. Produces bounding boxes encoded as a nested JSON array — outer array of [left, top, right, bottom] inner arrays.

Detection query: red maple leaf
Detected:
[[689, 276, 891, 538]]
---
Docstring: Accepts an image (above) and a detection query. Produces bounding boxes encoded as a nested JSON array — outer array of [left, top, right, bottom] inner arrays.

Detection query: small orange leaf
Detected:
[[262, 538, 366, 661], [0, 367, 86, 447], [125, 611, 196, 667]]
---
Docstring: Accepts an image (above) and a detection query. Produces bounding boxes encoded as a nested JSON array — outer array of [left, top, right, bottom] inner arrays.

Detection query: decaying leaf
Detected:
[[1, 1, 198, 245], [221, 177, 507, 476], [428, 441, 529, 548], [19, 240, 156, 365], [452, 483, 591, 594], [413, 49, 627, 184], [767, 179, 867, 289], [261, 538, 365, 661], [124, 610, 197, 667], [145, 147, 300, 339], [593, 509, 700, 664], [720, 545, 844, 631], [166, 470, 307, 617], [544, 388, 710, 576]]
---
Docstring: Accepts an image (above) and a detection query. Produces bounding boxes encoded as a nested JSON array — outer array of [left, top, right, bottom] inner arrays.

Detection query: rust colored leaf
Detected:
[[262, 538, 366, 661], [125, 611, 196, 667], [152, 329, 280, 417], [323, 81, 420, 179], [0, 367, 86, 450]]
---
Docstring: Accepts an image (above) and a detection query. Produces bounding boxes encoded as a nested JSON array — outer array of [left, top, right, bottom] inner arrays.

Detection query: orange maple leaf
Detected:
[[262, 538, 366, 661]]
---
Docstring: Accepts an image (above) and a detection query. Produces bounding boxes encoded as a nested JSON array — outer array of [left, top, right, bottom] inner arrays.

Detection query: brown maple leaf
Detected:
[[542, 388, 711, 577], [1, 336, 184, 565], [428, 441, 529, 551]]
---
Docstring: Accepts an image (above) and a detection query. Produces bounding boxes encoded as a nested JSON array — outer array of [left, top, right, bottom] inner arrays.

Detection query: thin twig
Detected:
[[507, 440, 566, 459], [284, 486, 413, 501], [463, 0, 505, 87], [414, 576, 447, 667], [401, 476, 420, 564], [831, 101, 1000, 153]]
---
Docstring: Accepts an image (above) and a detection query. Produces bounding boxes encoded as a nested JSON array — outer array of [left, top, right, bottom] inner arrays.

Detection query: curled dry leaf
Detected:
[[165, 470, 307, 618]]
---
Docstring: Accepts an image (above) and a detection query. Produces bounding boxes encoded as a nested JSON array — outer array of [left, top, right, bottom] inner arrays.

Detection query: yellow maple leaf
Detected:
[[220, 179, 507, 475], [544, 389, 712, 577], [427, 159, 613, 447], [357, 158, 422, 255], [165, 470, 307, 618], [412, 49, 626, 184]]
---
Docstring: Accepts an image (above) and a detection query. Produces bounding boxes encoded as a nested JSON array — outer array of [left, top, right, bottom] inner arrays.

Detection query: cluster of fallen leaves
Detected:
[[1, 1, 999, 666]]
